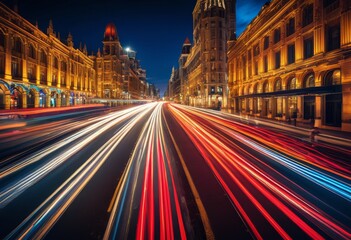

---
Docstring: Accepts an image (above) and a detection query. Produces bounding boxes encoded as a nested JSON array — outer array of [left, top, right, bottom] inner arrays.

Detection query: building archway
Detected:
[[27, 89, 35, 108], [61, 92, 67, 107], [50, 91, 58, 107], [10, 86, 23, 109], [39, 89, 47, 107]]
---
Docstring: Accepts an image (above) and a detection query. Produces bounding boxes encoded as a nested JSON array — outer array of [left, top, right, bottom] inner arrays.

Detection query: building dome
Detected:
[[104, 23, 118, 41]]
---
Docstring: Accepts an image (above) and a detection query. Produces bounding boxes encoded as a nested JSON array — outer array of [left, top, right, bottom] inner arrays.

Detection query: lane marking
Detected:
[[163, 107, 215, 240]]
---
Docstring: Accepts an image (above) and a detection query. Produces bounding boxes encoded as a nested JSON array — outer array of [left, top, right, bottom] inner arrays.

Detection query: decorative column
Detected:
[[46, 91, 51, 107], [314, 0, 324, 55], [57, 94, 61, 107], [47, 52, 52, 86], [4, 34, 12, 80], [57, 60, 61, 88], [4, 90, 11, 109], [341, 1, 351, 46], [34, 91, 39, 108], [22, 92, 27, 108], [22, 41, 28, 82]]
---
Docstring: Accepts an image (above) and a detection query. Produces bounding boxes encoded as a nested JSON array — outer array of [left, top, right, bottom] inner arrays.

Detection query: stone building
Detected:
[[0, 2, 95, 109], [182, 0, 236, 109], [228, 0, 351, 131], [90, 23, 124, 100]]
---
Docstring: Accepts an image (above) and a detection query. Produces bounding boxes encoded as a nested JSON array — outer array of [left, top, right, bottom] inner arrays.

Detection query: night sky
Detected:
[[2, 0, 268, 95]]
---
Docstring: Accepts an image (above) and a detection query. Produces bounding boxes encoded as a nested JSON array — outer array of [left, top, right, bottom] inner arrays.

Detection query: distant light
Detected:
[[126, 47, 131, 52]]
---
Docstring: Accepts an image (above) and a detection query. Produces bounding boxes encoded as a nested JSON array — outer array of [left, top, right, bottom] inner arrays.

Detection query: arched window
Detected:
[[12, 36, 22, 54], [287, 77, 296, 90], [304, 73, 315, 88], [53, 56, 58, 69], [263, 81, 269, 93], [61, 61, 67, 72], [71, 63, 75, 74], [324, 69, 341, 86], [40, 50, 47, 65], [28, 44, 36, 59], [0, 31, 5, 50], [253, 84, 258, 94], [274, 78, 282, 91]]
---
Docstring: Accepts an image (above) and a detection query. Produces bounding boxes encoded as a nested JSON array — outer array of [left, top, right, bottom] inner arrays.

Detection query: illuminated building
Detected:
[[90, 23, 123, 99], [181, 0, 236, 109], [179, 38, 191, 104], [0, 2, 95, 109], [0, 4, 154, 110], [89, 24, 148, 101], [165, 38, 190, 104], [228, 0, 351, 131]]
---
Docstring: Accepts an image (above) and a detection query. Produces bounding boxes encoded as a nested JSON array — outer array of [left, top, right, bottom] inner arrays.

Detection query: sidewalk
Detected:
[[221, 111, 351, 148]]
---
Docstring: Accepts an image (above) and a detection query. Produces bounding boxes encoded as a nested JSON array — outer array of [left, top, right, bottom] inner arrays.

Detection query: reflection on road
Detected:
[[167, 103, 351, 239], [0, 102, 350, 239]]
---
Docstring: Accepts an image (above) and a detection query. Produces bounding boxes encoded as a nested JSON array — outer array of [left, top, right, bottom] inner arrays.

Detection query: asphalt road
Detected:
[[0, 102, 350, 239]]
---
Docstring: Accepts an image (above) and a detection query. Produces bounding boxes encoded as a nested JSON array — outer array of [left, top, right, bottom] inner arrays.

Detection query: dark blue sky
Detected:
[[2, 0, 268, 95]]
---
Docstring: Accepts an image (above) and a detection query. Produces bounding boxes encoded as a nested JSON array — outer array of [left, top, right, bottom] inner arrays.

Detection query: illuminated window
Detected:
[[324, 69, 341, 86], [304, 73, 315, 88], [287, 77, 296, 90], [274, 78, 282, 91]]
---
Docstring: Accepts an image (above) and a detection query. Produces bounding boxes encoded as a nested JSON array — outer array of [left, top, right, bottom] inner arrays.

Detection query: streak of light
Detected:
[[4, 103, 157, 239], [0, 104, 155, 207], [104, 103, 187, 240], [167, 103, 351, 239]]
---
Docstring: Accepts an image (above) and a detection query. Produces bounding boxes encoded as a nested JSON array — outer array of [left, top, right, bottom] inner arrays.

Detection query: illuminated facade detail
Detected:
[[228, 0, 351, 132], [0, 4, 157, 109], [175, 0, 235, 108], [89, 23, 150, 101], [0, 3, 95, 109], [91, 23, 124, 99], [165, 38, 191, 103]]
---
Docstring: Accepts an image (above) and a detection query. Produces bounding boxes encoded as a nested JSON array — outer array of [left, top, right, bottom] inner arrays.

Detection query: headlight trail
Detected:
[[167, 103, 351, 240], [104, 102, 187, 240], [0, 104, 156, 207], [4, 103, 157, 240]]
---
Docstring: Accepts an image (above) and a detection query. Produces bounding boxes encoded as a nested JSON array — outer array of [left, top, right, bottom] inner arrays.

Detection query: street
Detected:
[[0, 102, 350, 239]]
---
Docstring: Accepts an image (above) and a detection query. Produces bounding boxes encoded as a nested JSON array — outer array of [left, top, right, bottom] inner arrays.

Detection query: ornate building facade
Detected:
[[0, 3, 154, 110], [228, 0, 351, 131], [90, 23, 124, 100], [0, 3, 95, 109], [182, 0, 236, 108]]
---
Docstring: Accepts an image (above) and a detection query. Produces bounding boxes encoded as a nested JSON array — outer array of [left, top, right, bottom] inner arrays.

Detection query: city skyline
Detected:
[[1, 0, 268, 95]]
